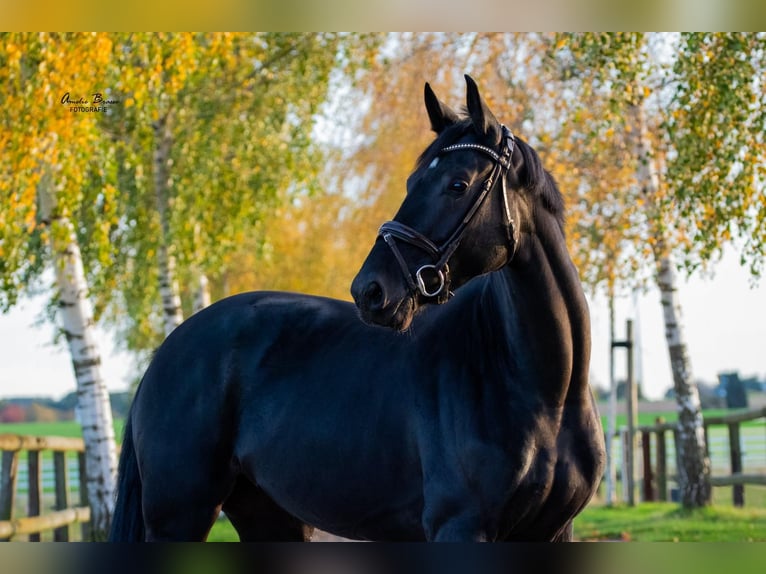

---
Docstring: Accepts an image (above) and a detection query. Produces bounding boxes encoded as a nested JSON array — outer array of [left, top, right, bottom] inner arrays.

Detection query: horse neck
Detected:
[[484, 207, 591, 408]]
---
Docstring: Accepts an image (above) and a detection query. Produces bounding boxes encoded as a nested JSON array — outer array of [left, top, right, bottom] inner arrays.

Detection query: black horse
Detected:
[[109, 76, 605, 542]]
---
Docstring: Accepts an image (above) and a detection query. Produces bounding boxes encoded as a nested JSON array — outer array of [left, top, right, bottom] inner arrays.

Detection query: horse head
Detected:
[[351, 75, 533, 331]]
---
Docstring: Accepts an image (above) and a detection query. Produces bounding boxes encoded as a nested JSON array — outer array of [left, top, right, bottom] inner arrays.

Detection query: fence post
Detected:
[[672, 428, 680, 501], [77, 452, 92, 541], [53, 451, 70, 542], [728, 422, 744, 507], [655, 419, 667, 502], [624, 321, 637, 506], [620, 428, 630, 504], [0, 451, 19, 541], [27, 451, 42, 542], [641, 430, 654, 501], [611, 319, 636, 506]]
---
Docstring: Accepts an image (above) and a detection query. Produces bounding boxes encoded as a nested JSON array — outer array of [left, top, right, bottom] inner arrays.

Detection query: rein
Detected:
[[378, 125, 516, 302]]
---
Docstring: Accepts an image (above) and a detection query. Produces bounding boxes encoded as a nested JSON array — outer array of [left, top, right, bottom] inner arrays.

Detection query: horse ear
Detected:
[[465, 75, 501, 144], [424, 82, 459, 134]]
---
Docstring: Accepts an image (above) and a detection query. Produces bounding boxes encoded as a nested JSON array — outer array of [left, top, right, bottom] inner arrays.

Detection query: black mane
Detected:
[[514, 136, 566, 233]]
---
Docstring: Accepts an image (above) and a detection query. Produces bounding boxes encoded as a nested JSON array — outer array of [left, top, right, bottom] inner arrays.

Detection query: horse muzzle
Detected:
[[351, 248, 418, 332]]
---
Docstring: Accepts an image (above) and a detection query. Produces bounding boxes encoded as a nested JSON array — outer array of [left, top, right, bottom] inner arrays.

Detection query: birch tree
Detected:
[[550, 32, 766, 507], [546, 32, 714, 507], [38, 171, 118, 538], [99, 33, 373, 353], [0, 32, 119, 539]]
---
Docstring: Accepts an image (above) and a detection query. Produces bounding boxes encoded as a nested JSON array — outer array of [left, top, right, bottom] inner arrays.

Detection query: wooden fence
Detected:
[[0, 434, 91, 541], [631, 406, 766, 506]]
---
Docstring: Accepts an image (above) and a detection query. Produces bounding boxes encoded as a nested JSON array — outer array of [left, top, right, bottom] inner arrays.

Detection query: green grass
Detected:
[[600, 407, 766, 430], [206, 502, 766, 542], [0, 419, 125, 441], [207, 518, 239, 542], [574, 502, 766, 541], [713, 485, 766, 508], [11, 504, 766, 542]]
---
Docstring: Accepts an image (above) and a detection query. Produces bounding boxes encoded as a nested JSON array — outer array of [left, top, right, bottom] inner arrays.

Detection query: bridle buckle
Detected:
[[415, 264, 446, 298]]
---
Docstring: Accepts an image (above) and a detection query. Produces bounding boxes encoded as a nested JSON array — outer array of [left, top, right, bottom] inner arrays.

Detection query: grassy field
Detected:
[[205, 501, 766, 542], [599, 407, 766, 429], [9, 502, 764, 542], [574, 502, 766, 541], [0, 420, 125, 440]]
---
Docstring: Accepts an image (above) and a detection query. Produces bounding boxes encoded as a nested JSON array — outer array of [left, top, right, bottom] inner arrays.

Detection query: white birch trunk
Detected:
[[153, 116, 184, 337], [193, 272, 211, 314], [633, 101, 711, 507], [157, 243, 184, 337], [39, 181, 117, 540], [656, 252, 711, 505]]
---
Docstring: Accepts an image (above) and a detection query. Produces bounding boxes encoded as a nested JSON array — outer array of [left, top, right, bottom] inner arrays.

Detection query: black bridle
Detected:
[[378, 125, 516, 303]]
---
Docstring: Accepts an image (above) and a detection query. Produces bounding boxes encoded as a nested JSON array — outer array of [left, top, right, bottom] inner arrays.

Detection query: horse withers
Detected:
[[109, 75, 605, 542]]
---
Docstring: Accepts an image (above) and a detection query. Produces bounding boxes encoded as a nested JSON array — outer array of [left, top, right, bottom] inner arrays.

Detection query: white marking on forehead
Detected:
[[428, 157, 440, 169]]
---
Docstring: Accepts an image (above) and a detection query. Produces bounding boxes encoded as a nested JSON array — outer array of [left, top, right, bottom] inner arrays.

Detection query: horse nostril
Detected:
[[364, 282, 385, 310]]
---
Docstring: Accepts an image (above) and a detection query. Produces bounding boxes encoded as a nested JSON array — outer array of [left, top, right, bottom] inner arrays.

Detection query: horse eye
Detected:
[[449, 180, 469, 193]]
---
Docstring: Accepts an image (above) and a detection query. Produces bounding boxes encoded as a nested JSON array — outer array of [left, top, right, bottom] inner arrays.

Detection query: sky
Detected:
[[0, 247, 764, 402], [588, 248, 766, 398]]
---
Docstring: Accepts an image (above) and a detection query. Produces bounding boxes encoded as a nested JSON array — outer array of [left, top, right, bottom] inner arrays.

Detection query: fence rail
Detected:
[[0, 434, 90, 541], [621, 406, 766, 506]]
